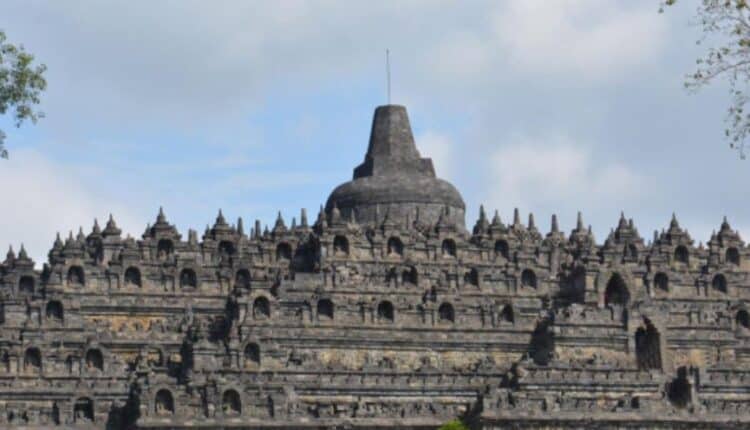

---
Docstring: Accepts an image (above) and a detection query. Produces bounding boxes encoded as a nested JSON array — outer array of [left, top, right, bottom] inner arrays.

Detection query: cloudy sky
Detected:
[[0, 0, 745, 265]]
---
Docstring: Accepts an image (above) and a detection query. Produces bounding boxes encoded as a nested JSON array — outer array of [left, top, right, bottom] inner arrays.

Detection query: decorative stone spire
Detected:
[[473, 205, 490, 235], [551, 214, 559, 233], [254, 220, 262, 239], [18, 244, 28, 260], [5, 245, 14, 262], [490, 210, 504, 232], [103, 214, 121, 237], [300, 208, 309, 228], [156, 207, 167, 225], [76, 227, 86, 243], [237, 217, 244, 236], [92, 218, 101, 235], [272, 211, 287, 234], [513, 208, 521, 227], [53, 232, 63, 250]]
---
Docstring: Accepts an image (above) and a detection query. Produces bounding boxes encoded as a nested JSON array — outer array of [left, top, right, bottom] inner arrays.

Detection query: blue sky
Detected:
[[0, 1, 746, 265]]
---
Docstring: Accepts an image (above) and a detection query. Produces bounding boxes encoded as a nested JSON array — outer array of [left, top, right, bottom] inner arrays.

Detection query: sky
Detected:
[[0, 0, 746, 266]]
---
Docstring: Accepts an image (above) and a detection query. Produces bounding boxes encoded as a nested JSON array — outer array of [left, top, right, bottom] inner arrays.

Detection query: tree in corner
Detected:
[[0, 30, 47, 159], [661, 0, 750, 158]]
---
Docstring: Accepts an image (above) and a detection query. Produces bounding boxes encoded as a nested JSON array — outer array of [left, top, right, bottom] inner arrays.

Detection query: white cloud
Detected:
[[493, 1, 665, 80], [484, 134, 644, 216], [0, 150, 144, 266]]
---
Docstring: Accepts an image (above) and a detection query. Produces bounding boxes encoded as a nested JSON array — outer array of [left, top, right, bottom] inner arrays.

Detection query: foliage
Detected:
[[438, 419, 470, 430], [661, 0, 750, 158], [0, 30, 47, 158]]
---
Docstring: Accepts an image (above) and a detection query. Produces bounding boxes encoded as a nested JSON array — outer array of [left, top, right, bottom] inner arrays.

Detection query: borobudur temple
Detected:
[[1, 104, 749, 429]]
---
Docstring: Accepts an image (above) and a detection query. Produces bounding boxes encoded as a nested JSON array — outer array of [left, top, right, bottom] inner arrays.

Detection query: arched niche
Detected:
[[654, 272, 669, 293], [333, 235, 349, 256], [253, 297, 270, 319], [18, 275, 35, 294], [604, 273, 630, 307], [179, 268, 197, 289], [73, 397, 94, 423], [727, 247, 741, 266], [244, 343, 260, 367], [441, 239, 457, 258], [635, 318, 662, 370], [494, 239, 510, 260], [24, 347, 42, 372], [377, 301, 394, 323], [500, 304, 514, 324], [124, 267, 142, 287], [223, 389, 242, 416], [67, 266, 85, 287], [235, 269, 251, 290], [674, 245, 689, 265], [85, 348, 104, 371], [275, 242, 292, 262], [387, 237, 403, 257], [154, 389, 175, 416], [521, 269, 537, 289], [438, 302, 455, 324], [712, 273, 728, 294], [46, 301, 64, 323], [317, 299, 334, 321]]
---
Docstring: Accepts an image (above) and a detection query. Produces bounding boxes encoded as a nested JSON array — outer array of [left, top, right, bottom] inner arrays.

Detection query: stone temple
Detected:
[[1, 105, 749, 429]]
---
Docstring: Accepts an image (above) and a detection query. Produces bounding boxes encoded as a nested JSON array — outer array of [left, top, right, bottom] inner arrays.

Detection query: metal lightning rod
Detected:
[[386, 49, 391, 105]]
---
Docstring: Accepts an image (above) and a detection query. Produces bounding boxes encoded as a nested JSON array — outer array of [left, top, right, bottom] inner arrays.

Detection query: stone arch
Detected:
[[377, 301, 395, 323], [67, 266, 85, 286], [667, 367, 691, 409], [276, 242, 292, 262], [24, 347, 41, 371], [387, 237, 404, 257], [155, 389, 175, 415], [441, 239, 457, 257], [179, 268, 197, 289], [558, 267, 586, 305], [333, 235, 349, 256], [85, 348, 104, 371], [727, 247, 741, 266], [521, 269, 537, 289], [73, 397, 94, 423], [46, 301, 64, 323], [244, 342, 260, 367], [157, 239, 174, 259], [604, 273, 630, 307], [674, 245, 689, 265], [737, 309, 750, 330], [235, 269, 251, 290], [438, 302, 455, 324], [500, 304, 514, 324], [253, 296, 270, 319], [465, 268, 479, 287], [654, 272, 669, 293], [494, 239, 510, 260], [18, 275, 34, 294], [712, 273, 728, 294], [401, 266, 418, 285], [223, 389, 242, 416], [635, 318, 662, 370], [124, 267, 142, 287], [317, 298, 334, 321]]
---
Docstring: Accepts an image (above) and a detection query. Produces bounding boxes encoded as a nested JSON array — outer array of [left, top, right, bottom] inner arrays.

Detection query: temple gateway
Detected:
[[1, 105, 749, 429]]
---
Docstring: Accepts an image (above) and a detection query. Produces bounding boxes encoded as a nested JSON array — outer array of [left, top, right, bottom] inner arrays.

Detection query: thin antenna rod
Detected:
[[386, 49, 391, 105]]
